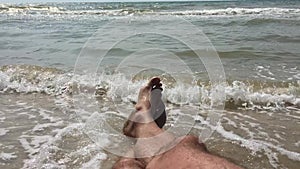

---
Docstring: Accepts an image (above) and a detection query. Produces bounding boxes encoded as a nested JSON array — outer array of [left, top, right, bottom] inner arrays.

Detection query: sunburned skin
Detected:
[[113, 77, 243, 169]]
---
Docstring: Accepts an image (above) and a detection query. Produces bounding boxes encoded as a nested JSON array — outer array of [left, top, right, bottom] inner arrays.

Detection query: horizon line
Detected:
[[0, 0, 236, 4]]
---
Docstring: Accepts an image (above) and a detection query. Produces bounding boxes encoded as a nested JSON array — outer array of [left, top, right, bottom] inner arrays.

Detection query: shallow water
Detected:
[[0, 92, 299, 169], [0, 0, 300, 169]]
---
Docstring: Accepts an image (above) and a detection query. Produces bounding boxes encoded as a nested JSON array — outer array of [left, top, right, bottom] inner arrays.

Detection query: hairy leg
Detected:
[[118, 77, 174, 167], [112, 149, 145, 169], [118, 78, 163, 168]]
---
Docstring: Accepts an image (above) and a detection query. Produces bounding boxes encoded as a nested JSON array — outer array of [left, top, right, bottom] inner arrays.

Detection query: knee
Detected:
[[180, 135, 208, 152], [113, 158, 144, 169]]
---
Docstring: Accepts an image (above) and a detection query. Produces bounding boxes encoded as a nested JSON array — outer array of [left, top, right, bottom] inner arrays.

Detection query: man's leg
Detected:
[[116, 77, 164, 168], [112, 149, 145, 169], [150, 87, 166, 128]]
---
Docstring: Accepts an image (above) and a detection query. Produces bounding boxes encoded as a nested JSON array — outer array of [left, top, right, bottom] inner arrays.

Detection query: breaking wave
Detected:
[[0, 65, 299, 110], [0, 3, 299, 17]]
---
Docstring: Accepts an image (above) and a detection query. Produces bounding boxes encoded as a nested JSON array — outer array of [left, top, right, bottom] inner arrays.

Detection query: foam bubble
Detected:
[[0, 116, 5, 123], [0, 128, 9, 136], [20, 122, 109, 169], [1, 4, 299, 17], [0, 152, 17, 161], [214, 124, 300, 168], [32, 121, 64, 132], [0, 65, 299, 111], [80, 152, 107, 169]]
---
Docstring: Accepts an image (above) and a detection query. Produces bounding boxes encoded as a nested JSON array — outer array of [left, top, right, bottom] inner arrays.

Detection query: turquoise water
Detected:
[[0, 1, 299, 81], [0, 1, 300, 169]]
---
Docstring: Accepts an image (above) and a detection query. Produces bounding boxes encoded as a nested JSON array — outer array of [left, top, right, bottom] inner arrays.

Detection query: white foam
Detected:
[[226, 81, 299, 109], [80, 152, 107, 169], [16, 101, 28, 106], [32, 121, 64, 132], [159, 7, 300, 17], [214, 124, 300, 167], [19, 137, 39, 158], [38, 109, 61, 122], [0, 115, 5, 123], [1, 66, 299, 110], [285, 111, 300, 120], [274, 133, 286, 141], [0, 152, 17, 161], [18, 112, 36, 119], [0, 65, 72, 95], [1, 4, 299, 17], [165, 84, 200, 105], [0, 4, 62, 15], [80, 74, 300, 111], [21, 123, 78, 167], [31, 135, 53, 148], [20, 122, 109, 169], [295, 98, 300, 107], [294, 73, 300, 80], [0, 128, 9, 136], [256, 72, 276, 81], [22, 144, 66, 169], [223, 117, 238, 128]]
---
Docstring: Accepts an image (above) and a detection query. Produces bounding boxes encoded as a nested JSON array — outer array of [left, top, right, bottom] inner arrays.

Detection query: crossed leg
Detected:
[[113, 77, 165, 169], [113, 77, 242, 169], [112, 149, 144, 169]]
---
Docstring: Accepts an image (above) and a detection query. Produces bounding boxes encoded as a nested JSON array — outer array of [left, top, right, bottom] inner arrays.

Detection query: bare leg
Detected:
[[115, 78, 243, 169], [112, 149, 145, 169], [123, 77, 161, 137], [135, 77, 161, 112], [119, 77, 168, 168]]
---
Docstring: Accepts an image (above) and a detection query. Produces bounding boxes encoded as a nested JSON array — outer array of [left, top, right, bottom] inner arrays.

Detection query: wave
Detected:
[[0, 65, 71, 95], [158, 7, 300, 17], [1, 65, 299, 110], [0, 4, 300, 17], [244, 18, 299, 26], [0, 4, 62, 15]]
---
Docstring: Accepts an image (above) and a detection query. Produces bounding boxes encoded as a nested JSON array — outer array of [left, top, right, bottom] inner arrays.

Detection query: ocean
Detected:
[[0, 0, 299, 168]]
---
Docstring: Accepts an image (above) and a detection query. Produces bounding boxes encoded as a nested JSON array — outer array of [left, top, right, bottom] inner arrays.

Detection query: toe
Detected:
[[148, 77, 161, 88]]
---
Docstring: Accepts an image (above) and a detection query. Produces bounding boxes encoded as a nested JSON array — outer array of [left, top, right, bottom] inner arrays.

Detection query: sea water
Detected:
[[0, 1, 299, 169]]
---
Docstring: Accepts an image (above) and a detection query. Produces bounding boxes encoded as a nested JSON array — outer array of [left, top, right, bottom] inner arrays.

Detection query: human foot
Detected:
[[135, 77, 161, 112], [123, 77, 162, 137]]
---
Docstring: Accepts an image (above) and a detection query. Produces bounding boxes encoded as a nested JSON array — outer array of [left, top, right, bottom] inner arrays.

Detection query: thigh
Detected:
[[113, 158, 145, 169]]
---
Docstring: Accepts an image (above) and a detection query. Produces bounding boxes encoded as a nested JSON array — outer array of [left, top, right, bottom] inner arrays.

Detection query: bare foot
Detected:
[[135, 77, 161, 112], [123, 77, 162, 137]]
